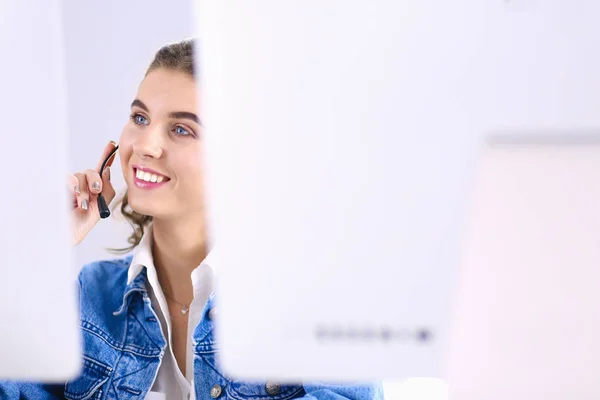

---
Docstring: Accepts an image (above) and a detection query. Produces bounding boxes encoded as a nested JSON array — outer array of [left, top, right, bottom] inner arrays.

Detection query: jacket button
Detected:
[[210, 384, 223, 398], [208, 308, 217, 321], [266, 382, 281, 395]]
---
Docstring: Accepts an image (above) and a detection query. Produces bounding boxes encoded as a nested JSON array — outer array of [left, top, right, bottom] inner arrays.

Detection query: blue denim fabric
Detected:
[[0, 257, 384, 399]]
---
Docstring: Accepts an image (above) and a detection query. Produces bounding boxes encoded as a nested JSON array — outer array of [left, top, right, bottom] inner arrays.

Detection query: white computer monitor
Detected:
[[0, 0, 79, 381], [195, 0, 485, 381], [194, 0, 600, 385]]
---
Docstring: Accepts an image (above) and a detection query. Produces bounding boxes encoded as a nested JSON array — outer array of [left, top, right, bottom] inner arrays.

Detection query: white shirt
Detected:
[[127, 227, 215, 400]]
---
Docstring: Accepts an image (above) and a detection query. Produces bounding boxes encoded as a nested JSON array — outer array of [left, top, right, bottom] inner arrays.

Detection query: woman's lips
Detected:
[[133, 166, 170, 189]]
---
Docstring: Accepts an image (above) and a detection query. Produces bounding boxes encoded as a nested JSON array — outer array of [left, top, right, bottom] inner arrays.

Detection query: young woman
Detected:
[[0, 39, 383, 400]]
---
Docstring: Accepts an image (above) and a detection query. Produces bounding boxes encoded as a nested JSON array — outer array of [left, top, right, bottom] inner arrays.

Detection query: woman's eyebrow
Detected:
[[131, 99, 149, 112], [169, 111, 202, 126], [131, 99, 202, 126]]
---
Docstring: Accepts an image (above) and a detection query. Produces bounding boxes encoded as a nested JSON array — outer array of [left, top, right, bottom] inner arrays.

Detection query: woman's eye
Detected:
[[131, 114, 149, 125], [173, 125, 191, 136]]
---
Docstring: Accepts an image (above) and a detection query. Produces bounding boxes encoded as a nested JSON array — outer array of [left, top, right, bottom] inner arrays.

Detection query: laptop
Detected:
[[194, 0, 600, 384], [0, 0, 80, 380]]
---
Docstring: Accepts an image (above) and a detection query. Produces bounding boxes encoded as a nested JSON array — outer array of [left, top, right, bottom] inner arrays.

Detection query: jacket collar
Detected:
[[193, 291, 218, 346], [113, 267, 149, 316], [114, 264, 218, 350]]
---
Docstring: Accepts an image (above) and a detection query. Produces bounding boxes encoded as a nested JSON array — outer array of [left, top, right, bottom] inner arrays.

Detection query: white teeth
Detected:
[[135, 169, 167, 183]]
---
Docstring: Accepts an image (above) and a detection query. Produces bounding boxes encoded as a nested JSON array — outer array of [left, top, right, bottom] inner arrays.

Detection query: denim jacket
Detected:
[[0, 256, 383, 400]]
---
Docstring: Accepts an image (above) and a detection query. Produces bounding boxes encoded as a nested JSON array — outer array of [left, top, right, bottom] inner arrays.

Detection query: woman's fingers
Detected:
[[86, 164, 115, 209], [73, 172, 90, 211], [68, 174, 79, 209], [84, 169, 103, 196], [71, 142, 116, 214], [101, 167, 116, 204], [69, 141, 118, 247]]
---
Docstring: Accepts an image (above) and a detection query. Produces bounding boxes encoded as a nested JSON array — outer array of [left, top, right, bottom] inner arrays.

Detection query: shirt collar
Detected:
[[127, 226, 155, 285]]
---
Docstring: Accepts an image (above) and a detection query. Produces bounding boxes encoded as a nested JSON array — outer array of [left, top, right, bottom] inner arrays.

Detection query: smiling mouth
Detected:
[[133, 167, 171, 188]]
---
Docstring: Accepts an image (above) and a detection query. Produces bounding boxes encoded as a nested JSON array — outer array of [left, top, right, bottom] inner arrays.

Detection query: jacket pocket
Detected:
[[64, 356, 112, 400], [227, 381, 305, 400]]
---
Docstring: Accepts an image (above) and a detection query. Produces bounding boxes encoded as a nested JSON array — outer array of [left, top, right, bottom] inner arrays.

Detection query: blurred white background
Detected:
[[62, 1, 444, 398]]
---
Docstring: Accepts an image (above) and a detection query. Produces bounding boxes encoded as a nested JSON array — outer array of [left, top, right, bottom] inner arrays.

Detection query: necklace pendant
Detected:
[[181, 306, 189, 315]]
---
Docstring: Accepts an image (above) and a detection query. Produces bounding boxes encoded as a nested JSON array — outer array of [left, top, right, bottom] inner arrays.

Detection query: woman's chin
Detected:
[[127, 198, 157, 218]]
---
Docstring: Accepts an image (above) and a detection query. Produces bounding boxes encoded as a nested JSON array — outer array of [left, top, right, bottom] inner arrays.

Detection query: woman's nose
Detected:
[[132, 128, 163, 159]]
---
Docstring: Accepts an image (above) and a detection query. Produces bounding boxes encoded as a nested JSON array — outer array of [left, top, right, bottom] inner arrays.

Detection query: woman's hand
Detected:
[[68, 141, 117, 246]]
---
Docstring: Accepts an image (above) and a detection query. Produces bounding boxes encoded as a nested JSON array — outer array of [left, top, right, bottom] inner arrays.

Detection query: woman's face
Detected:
[[118, 68, 204, 219]]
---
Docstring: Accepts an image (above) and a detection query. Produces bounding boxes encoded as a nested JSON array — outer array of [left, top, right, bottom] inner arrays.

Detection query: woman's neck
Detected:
[[151, 214, 209, 304]]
